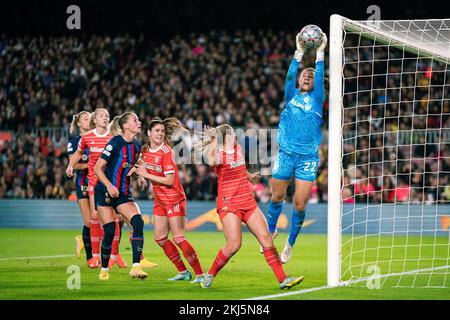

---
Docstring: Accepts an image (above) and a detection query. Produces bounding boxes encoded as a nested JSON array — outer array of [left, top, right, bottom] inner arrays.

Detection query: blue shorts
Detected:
[[272, 150, 319, 181], [94, 184, 135, 210], [76, 184, 89, 201]]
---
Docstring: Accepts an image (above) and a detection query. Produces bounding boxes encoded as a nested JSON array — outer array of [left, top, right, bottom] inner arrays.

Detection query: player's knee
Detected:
[[226, 239, 241, 254], [293, 199, 307, 212], [271, 190, 285, 203], [260, 233, 274, 248], [130, 214, 144, 237]]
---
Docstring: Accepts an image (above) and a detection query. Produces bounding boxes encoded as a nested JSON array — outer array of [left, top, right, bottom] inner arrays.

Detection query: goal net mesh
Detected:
[[340, 18, 450, 287]]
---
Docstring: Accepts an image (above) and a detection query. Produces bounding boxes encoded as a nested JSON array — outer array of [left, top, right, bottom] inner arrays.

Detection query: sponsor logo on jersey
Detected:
[[106, 145, 113, 151], [291, 98, 312, 112], [229, 159, 245, 168], [144, 163, 162, 173], [90, 146, 105, 153]]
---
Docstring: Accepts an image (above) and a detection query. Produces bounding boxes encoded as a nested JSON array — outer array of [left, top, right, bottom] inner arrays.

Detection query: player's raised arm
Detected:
[[313, 32, 327, 103], [285, 33, 305, 103]]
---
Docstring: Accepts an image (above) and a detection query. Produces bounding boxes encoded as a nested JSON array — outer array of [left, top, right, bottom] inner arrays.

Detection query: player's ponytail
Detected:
[[194, 124, 235, 161], [69, 111, 91, 136], [110, 112, 135, 134], [109, 116, 122, 136], [162, 117, 189, 147]]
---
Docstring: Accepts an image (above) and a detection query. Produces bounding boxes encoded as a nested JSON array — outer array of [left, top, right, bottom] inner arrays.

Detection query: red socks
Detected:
[[90, 218, 104, 255], [208, 248, 233, 277], [263, 247, 286, 283], [155, 237, 187, 272], [111, 219, 121, 256], [173, 236, 203, 276]]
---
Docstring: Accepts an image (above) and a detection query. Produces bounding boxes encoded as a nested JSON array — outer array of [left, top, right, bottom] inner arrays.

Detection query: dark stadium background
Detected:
[[0, 0, 445, 37]]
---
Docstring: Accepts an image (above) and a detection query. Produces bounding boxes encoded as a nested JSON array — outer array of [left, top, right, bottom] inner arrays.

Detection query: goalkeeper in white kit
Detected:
[[266, 29, 327, 263]]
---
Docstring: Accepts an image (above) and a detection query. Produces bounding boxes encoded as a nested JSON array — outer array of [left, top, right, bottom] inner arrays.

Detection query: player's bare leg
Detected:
[[201, 212, 242, 288], [246, 207, 304, 289], [169, 216, 204, 283], [154, 215, 190, 281], [281, 179, 313, 264]]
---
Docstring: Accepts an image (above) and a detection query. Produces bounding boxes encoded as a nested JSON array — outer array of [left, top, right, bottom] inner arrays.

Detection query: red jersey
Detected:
[[78, 129, 113, 185], [214, 144, 256, 211], [140, 143, 186, 208]]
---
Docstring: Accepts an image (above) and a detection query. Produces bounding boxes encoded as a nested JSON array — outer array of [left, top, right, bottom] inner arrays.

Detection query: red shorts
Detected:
[[153, 200, 186, 218], [217, 204, 258, 223]]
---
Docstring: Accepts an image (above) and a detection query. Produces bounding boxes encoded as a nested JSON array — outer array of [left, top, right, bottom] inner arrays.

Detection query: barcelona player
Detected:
[[93, 112, 148, 280], [67, 111, 92, 264], [195, 124, 304, 289], [133, 117, 204, 283], [266, 31, 327, 264], [66, 108, 122, 268]]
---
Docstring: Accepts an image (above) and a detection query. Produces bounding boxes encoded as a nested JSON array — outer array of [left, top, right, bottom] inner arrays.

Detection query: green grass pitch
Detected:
[[0, 229, 449, 300]]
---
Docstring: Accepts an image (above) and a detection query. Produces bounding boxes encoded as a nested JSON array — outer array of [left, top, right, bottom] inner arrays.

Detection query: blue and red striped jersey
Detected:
[[99, 135, 141, 195], [67, 135, 89, 187]]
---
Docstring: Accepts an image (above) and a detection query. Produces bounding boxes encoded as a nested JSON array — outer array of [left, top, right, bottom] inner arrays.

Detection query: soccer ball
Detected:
[[299, 24, 324, 49]]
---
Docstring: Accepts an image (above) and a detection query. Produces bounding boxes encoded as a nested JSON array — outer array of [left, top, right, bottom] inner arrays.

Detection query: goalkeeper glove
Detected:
[[316, 32, 327, 61], [294, 33, 305, 62]]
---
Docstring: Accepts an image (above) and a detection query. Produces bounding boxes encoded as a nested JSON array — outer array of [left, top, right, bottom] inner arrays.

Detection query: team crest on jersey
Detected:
[[81, 154, 88, 161], [122, 162, 131, 168], [304, 104, 312, 111]]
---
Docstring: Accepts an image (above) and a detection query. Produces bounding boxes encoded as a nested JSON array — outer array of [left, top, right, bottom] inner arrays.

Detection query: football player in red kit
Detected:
[[66, 108, 127, 268], [133, 117, 204, 283], [195, 124, 304, 289]]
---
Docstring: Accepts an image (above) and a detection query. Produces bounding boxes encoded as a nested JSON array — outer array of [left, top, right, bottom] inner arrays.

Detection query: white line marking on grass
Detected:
[[0, 254, 75, 261], [244, 265, 450, 300], [243, 285, 329, 300]]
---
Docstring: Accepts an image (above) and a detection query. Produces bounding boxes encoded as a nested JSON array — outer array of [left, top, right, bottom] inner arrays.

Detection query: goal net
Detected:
[[328, 15, 450, 288]]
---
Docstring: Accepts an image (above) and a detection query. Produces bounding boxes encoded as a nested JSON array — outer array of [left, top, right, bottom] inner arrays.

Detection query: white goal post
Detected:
[[328, 14, 450, 288]]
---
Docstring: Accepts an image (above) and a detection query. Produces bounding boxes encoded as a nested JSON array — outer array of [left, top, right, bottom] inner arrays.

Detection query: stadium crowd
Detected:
[[0, 31, 449, 204]]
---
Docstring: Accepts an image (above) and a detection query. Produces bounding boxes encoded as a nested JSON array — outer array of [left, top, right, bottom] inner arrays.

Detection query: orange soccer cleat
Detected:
[[116, 254, 128, 268], [88, 255, 101, 268], [108, 256, 117, 269]]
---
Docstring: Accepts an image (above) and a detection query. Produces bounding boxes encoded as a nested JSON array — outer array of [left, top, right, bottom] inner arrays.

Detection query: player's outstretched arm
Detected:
[[285, 33, 305, 103], [313, 32, 327, 103]]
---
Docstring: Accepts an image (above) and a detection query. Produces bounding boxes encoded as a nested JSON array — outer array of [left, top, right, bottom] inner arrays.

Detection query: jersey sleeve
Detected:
[[100, 138, 117, 162], [284, 58, 299, 104], [67, 137, 80, 156], [162, 150, 176, 175], [312, 60, 325, 104], [77, 135, 87, 152]]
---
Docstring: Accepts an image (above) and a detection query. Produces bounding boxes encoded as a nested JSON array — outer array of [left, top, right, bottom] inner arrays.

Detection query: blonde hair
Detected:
[[89, 108, 109, 129], [194, 124, 234, 159], [69, 111, 92, 135], [109, 112, 136, 135], [145, 117, 189, 148]]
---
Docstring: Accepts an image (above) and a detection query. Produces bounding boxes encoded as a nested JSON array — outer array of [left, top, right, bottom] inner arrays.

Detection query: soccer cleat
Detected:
[[99, 270, 110, 281], [200, 273, 214, 288], [259, 229, 279, 254], [88, 255, 101, 268], [168, 270, 192, 281], [140, 257, 158, 269], [116, 254, 127, 268], [190, 274, 205, 284], [129, 266, 148, 280], [75, 235, 84, 258], [108, 256, 117, 269], [280, 276, 304, 289], [280, 239, 292, 264]]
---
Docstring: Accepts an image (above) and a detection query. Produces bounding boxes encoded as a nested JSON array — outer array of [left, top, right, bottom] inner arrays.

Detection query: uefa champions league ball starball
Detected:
[[299, 24, 324, 49]]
